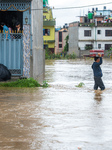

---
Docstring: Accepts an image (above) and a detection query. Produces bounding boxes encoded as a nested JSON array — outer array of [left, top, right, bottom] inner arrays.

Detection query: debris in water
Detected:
[[76, 82, 85, 87]]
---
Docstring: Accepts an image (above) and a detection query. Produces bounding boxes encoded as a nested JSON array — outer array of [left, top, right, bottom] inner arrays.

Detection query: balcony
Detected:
[[43, 7, 48, 13], [79, 23, 112, 27], [43, 19, 56, 26], [44, 40, 55, 43]]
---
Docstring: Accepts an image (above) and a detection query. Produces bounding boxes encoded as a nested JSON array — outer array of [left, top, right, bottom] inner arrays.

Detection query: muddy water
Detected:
[[0, 59, 112, 150]]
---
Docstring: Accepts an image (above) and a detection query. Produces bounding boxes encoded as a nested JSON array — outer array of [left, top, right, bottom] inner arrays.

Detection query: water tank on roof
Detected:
[[96, 8, 98, 11], [104, 6, 106, 10], [92, 8, 94, 12], [88, 13, 93, 19], [43, 0, 48, 7]]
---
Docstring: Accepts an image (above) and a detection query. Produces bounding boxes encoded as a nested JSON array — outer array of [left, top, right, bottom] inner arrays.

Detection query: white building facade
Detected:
[[79, 26, 112, 50], [69, 22, 112, 57]]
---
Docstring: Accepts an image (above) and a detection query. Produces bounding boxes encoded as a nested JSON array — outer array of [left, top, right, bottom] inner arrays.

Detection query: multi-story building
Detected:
[[69, 7, 112, 57], [43, 1, 56, 53], [55, 25, 68, 54]]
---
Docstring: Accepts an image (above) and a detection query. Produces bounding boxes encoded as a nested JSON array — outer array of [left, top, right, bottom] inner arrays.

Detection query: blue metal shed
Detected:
[[0, 0, 31, 77]]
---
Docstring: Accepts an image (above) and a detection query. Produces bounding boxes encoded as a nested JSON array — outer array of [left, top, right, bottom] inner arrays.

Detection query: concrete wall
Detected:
[[69, 26, 79, 57], [31, 0, 45, 82]]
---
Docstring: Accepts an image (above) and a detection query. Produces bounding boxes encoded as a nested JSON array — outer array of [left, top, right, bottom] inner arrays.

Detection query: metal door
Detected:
[[0, 33, 23, 76]]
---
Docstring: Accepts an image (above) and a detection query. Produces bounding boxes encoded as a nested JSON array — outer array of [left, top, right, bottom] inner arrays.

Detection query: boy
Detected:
[[92, 53, 105, 91], [1, 22, 10, 39]]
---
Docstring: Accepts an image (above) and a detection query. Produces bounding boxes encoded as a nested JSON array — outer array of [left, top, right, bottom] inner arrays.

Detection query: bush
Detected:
[[45, 47, 76, 60], [85, 45, 93, 50], [0, 78, 49, 88], [65, 53, 76, 59], [42, 80, 49, 88], [107, 47, 112, 57], [64, 35, 69, 53]]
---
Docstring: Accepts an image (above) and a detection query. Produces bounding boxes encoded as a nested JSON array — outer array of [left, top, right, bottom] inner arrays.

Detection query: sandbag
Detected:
[[0, 64, 11, 81]]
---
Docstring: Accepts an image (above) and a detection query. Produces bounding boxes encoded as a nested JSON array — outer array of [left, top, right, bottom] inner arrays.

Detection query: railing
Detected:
[[0, 30, 23, 33], [43, 20, 56, 26], [79, 23, 112, 27], [0, 31, 23, 40]]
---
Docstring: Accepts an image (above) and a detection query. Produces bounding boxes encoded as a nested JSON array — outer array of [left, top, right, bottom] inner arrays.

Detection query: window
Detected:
[[0, 11, 23, 31], [85, 44, 93, 50], [84, 30, 91, 36], [105, 44, 112, 50], [44, 45, 48, 49], [59, 44, 62, 48], [59, 32, 62, 42], [98, 44, 101, 49], [105, 30, 112, 36], [43, 16, 46, 19], [97, 30, 101, 34], [43, 29, 50, 36]]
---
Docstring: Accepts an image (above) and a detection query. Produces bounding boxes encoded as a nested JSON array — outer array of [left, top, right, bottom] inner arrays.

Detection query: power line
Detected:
[[32, 2, 112, 10], [53, 2, 112, 10]]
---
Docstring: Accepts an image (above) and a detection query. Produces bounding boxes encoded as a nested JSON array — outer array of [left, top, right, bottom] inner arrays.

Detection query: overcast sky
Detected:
[[49, 0, 112, 27]]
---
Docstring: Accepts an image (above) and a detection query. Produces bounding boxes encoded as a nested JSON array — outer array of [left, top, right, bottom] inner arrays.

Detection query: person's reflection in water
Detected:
[[94, 91, 103, 104]]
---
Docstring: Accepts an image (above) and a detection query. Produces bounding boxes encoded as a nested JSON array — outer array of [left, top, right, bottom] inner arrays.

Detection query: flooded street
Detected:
[[0, 59, 112, 150]]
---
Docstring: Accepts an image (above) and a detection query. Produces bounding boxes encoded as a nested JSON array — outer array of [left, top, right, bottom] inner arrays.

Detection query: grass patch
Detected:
[[0, 78, 49, 88], [76, 82, 85, 88]]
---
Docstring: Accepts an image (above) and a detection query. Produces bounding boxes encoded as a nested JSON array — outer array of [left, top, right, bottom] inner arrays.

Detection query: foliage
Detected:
[[85, 45, 93, 50], [89, 23, 95, 27], [45, 47, 76, 60], [42, 80, 49, 88], [0, 78, 49, 88], [45, 48, 53, 59], [63, 35, 69, 52], [103, 23, 112, 27], [76, 82, 85, 87], [45, 48, 61, 59], [64, 53, 76, 59], [107, 47, 112, 57]]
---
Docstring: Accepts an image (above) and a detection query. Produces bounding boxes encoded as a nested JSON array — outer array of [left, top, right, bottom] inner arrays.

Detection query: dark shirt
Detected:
[[14, 28, 22, 39], [92, 57, 103, 77]]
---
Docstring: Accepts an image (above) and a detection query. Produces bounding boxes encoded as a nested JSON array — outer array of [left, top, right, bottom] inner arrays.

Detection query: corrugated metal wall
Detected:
[[0, 34, 23, 76]]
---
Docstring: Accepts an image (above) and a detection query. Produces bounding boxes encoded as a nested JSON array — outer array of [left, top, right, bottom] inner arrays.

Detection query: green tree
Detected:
[[64, 35, 69, 52], [107, 47, 112, 57]]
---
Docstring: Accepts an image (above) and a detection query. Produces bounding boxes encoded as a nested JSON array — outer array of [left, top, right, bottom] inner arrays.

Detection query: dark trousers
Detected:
[[94, 77, 105, 90]]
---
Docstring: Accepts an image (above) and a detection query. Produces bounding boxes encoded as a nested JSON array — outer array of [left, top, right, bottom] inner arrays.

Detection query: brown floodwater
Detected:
[[0, 59, 112, 150]]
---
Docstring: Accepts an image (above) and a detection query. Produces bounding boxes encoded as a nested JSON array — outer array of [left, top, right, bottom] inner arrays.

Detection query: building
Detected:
[[0, 0, 44, 81], [55, 27, 68, 54], [43, 2, 56, 53], [69, 7, 112, 57]]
